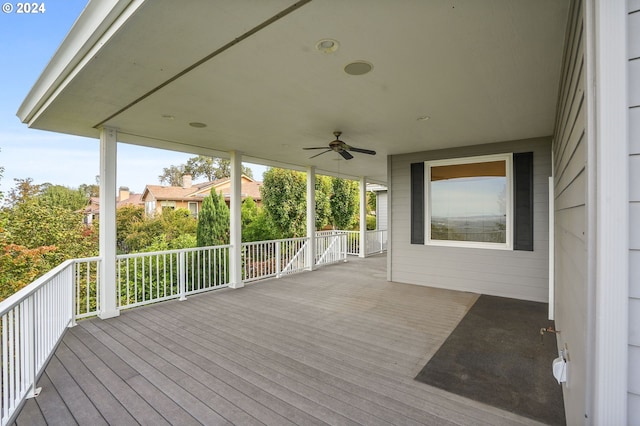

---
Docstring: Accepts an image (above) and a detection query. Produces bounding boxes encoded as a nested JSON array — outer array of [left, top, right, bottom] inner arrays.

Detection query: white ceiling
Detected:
[[19, 0, 570, 183]]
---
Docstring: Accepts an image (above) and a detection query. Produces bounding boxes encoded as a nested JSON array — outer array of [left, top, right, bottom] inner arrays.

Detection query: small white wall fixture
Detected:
[[229, 151, 244, 289], [98, 127, 119, 319]]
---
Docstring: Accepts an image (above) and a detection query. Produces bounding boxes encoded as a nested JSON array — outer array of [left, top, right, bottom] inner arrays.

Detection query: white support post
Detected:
[[229, 151, 244, 289], [359, 177, 367, 258], [587, 0, 629, 423], [98, 127, 119, 319], [306, 166, 316, 270]]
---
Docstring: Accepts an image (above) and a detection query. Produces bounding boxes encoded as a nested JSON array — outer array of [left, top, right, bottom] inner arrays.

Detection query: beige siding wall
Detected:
[[389, 137, 551, 302], [628, 2, 640, 420], [552, 1, 587, 423]]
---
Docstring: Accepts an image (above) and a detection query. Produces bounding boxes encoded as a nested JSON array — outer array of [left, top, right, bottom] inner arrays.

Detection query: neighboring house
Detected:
[[83, 186, 143, 225], [16, 1, 638, 423], [141, 174, 262, 218]]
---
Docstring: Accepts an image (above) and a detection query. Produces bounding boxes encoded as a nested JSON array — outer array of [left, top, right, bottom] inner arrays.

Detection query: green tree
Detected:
[[315, 175, 332, 230], [78, 177, 100, 198], [241, 197, 280, 242], [122, 207, 197, 253], [159, 156, 254, 185], [0, 149, 4, 203], [5, 177, 41, 206], [158, 164, 187, 186], [39, 185, 88, 211], [116, 205, 145, 252], [241, 196, 258, 228], [242, 209, 279, 242], [0, 240, 56, 301], [261, 168, 307, 237], [367, 191, 376, 213], [196, 189, 230, 246], [0, 189, 98, 286], [330, 177, 359, 229]]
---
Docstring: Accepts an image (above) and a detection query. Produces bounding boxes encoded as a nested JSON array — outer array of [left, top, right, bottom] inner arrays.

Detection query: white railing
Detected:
[[316, 230, 360, 255], [316, 229, 387, 256], [0, 260, 76, 425], [242, 237, 310, 282], [279, 237, 310, 276], [74, 257, 101, 319], [117, 245, 230, 310], [366, 229, 388, 255], [315, 233, 347, 266]]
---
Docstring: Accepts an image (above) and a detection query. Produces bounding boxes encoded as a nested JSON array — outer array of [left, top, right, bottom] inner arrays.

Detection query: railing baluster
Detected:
[[179, 251, 186, 301]]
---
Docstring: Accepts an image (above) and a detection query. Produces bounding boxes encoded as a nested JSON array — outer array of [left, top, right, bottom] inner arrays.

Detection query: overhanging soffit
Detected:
[[18, 0, 570, 182]]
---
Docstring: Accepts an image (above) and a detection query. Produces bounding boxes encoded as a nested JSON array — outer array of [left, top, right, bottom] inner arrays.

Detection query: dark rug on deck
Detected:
[[415, 295, 566, 425]]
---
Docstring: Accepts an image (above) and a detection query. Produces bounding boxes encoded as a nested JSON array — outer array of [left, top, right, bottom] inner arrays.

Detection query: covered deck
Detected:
[[15, 255, 540, 425]]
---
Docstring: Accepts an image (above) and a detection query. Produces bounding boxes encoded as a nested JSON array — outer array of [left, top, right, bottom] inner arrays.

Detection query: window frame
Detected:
[[425, 153, 513, 250], [188, 201, 199, 218]]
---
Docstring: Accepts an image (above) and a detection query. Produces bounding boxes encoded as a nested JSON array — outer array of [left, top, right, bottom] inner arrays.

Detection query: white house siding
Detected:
[[376, 191, 388, 230], [389, 137, 551, 302], [552, 1, 587, 423], [628, 2, 640, 421]]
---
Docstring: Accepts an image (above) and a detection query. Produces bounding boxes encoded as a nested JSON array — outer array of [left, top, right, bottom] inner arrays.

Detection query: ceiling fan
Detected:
[[303, 131, 376, 160]]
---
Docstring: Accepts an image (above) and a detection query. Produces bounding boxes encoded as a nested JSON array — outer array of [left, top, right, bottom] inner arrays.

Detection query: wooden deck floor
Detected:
[[15, 255, 545, 425]]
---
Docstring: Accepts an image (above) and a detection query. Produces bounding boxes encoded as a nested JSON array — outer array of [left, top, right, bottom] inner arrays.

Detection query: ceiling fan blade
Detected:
[[303, 147, 331, 150], [339, 150, 354, 160], [348, 147, 377, 155], [309, 150, 332, 159]]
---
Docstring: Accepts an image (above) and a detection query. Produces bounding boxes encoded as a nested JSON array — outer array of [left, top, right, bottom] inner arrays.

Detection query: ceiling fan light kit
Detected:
[[303, 131, 376, 160]]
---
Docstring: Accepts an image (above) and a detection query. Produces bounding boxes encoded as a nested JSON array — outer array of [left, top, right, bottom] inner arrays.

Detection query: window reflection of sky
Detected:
[[431, 176, 506, 218]]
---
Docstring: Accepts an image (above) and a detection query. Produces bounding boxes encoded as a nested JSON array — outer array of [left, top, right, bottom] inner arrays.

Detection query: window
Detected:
[[160, 201, 176, 211], [145, 200, 156, 217], [188, 201, 198, 218], [425, 153, 513, 249]]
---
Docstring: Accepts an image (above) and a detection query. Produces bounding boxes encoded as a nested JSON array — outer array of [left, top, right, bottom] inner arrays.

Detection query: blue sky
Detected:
[[431, 177, 506, 218], [0, 1, 266, 196]]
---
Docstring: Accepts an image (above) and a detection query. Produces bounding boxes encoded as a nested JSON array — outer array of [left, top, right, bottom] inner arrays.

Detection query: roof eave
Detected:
[[16, 0, 141, 126]]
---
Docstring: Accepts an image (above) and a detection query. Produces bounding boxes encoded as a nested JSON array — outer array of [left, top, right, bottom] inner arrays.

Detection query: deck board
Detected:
[[16, 254, 546, 425]]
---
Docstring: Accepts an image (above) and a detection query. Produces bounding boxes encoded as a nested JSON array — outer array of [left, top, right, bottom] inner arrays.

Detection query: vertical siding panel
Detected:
[[631, 108, 640, 154], [631, 250, 640, 298], [552, 0, 588, 423], [376, 192, 388, 230], [629, 2, 640, 421]]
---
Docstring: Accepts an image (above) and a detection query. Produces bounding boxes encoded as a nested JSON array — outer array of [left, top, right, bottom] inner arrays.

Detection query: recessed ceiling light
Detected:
[[189, 122, 207, 128], [316, 39, 339, 53], [344, 61, 373, 76], [417, 115, 431, 121]]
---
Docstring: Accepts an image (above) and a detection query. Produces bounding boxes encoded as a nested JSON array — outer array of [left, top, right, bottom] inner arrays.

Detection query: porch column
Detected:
[[228, 151, 244, 289], [587, 0, 629, 422], [359, 177, 367, 258], [98, 127, 119, 319], [306, 166, 316, 270]]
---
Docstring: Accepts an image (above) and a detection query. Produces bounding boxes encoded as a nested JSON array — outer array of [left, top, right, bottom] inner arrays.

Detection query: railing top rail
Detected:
[[0, 259, 75, 316], [117, 244, 232, 260], [73, 256, 102, 263], [242, 236, 309, 246], [316, 230, 358, 234]]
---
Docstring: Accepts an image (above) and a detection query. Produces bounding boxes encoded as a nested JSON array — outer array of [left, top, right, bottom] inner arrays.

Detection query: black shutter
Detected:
[[410, 162, 425, 244], [513, 152, 534, 251]]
